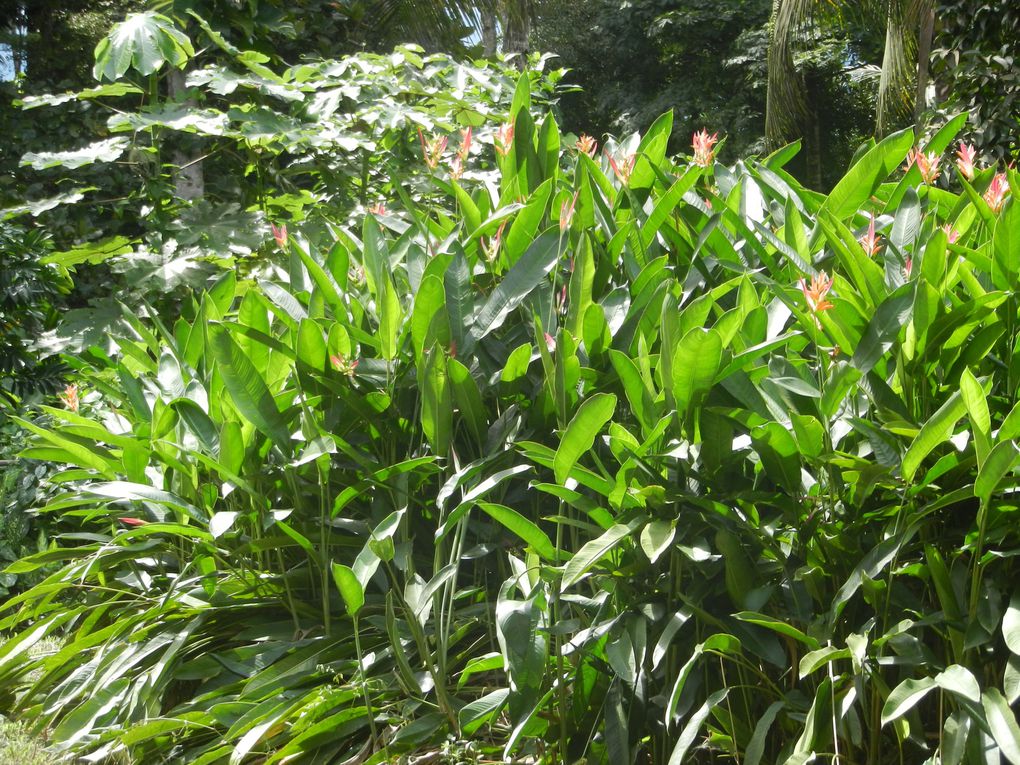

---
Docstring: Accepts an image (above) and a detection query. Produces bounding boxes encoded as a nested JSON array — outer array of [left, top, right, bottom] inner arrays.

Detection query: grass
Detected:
[[0, 637, 62, 765], [0, 718, 53, 765]]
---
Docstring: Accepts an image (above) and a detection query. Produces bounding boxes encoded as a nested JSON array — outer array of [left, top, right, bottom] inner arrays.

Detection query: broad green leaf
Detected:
[[94, 12, 194, 81], [667, 689, 728, 765], [561, 521, 634, 590], [935, 665, 981, 704], [976, 440, 1019, 503], [411, 275, 449, 361], [471, 233, 560, 342], [331, 563, 365, 616], [420, 348, 452, 456], [983, 688, 1020, 764], [82, 481, 205, 522], [554, 393, 617, 484], [734, 612, 819, 650], [993, 198, 1020, 287], [640, 166, 701, 249], [881, 677, 936, 725], [209, 324, 292, 452], [851, 283, 914, 374], [798, 646, 851, 678], [208, 511, 238, 539], [444, 252, 472, 353], [745, 701, 785, 765], [639, 520, 675, 564], [23, 139, 130, 170], [296, 319, 327, 371], [459, 688, 509, 735], [901, 392, 966, 484], [820, 128, 914, 221], [1004, 592, 1020, 655], [448, 358, 487, 448], [792, 677, 831, 758], [672, 327, 722, 416], [478, 502, 556, 560], [504, 179, 554, 267]]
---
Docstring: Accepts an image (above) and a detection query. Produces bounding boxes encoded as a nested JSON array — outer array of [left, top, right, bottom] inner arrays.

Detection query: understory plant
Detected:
[[3, 14, 1020, 764]]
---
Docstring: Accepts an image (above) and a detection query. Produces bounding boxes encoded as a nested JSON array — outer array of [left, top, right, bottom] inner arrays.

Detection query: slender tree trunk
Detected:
[[167, 68, 204, 200], [502, 0, 530, 70], [481, 7, 498, 56], [914, 3, 935, 133]]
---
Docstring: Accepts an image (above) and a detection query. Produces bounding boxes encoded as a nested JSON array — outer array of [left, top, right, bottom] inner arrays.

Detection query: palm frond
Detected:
[[370, 0, 499, 49], [765, 0, 814, 148], [875, 0, 926, 135]]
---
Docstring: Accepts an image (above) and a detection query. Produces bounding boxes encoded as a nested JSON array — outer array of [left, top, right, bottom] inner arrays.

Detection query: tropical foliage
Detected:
[[2, 4, 1020, 765]]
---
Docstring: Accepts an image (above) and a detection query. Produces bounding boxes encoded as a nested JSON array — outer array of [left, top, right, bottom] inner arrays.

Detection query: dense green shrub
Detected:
[[0, 223, 69, 402]]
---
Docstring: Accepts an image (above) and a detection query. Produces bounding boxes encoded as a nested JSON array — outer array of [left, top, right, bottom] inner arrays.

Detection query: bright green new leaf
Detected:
[[331, 563, 365, 616], [554, 393, 617, 484], [672, 327, 722, 416]]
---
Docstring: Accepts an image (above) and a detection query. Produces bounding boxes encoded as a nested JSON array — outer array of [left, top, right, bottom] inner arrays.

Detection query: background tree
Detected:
[[930, 0, 1019, 163], [532, 0, 771, 158]]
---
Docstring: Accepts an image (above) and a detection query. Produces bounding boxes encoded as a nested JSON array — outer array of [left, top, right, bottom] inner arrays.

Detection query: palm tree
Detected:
[[765, 0, 935, 151]]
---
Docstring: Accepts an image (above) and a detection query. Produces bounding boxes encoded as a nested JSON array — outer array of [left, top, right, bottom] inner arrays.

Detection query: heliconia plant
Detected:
[[3, 15, 1020, 763]]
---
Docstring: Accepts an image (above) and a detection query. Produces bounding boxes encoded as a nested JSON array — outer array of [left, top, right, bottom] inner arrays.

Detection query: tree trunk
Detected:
[[914, 3, 935, 133], [167, 68, 204, 200], [502, 0, 530, 70], [481, 7, 498, 56]]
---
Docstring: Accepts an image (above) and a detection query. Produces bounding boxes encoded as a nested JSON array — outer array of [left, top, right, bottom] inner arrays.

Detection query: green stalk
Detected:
[[352, 613, 379, 744], [553, 500, 569, 760], [967, 498, 990, 628]]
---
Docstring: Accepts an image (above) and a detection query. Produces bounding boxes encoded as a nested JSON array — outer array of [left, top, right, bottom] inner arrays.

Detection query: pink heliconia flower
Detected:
[[458, 127, 472, 161], [330, 354, 359, 377], [560, 192, 578, 233], [544, 332, 556, 352], [418, 128, 448, 171], [799, 272, 834, 320], [450, 155, 464, 181], [556, 284, 568, 315], [905, 148, 941, 185], [858, 214, 882, 257], [483, 219, 508, 261], [941, 223, 961, 243], [904, 257, 913, 279], [58, 383, 79, 413], [984, 172, 1010, 213], [271, 223, 288, 249], [606, 150, 636, 185], [956, 143, 977, 181], [692, 129, 719, 167], [494, 122, 515, 158], [119, 517, 148, 527], [368, 202, 387, 216], [575, 134, 598, 158]]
